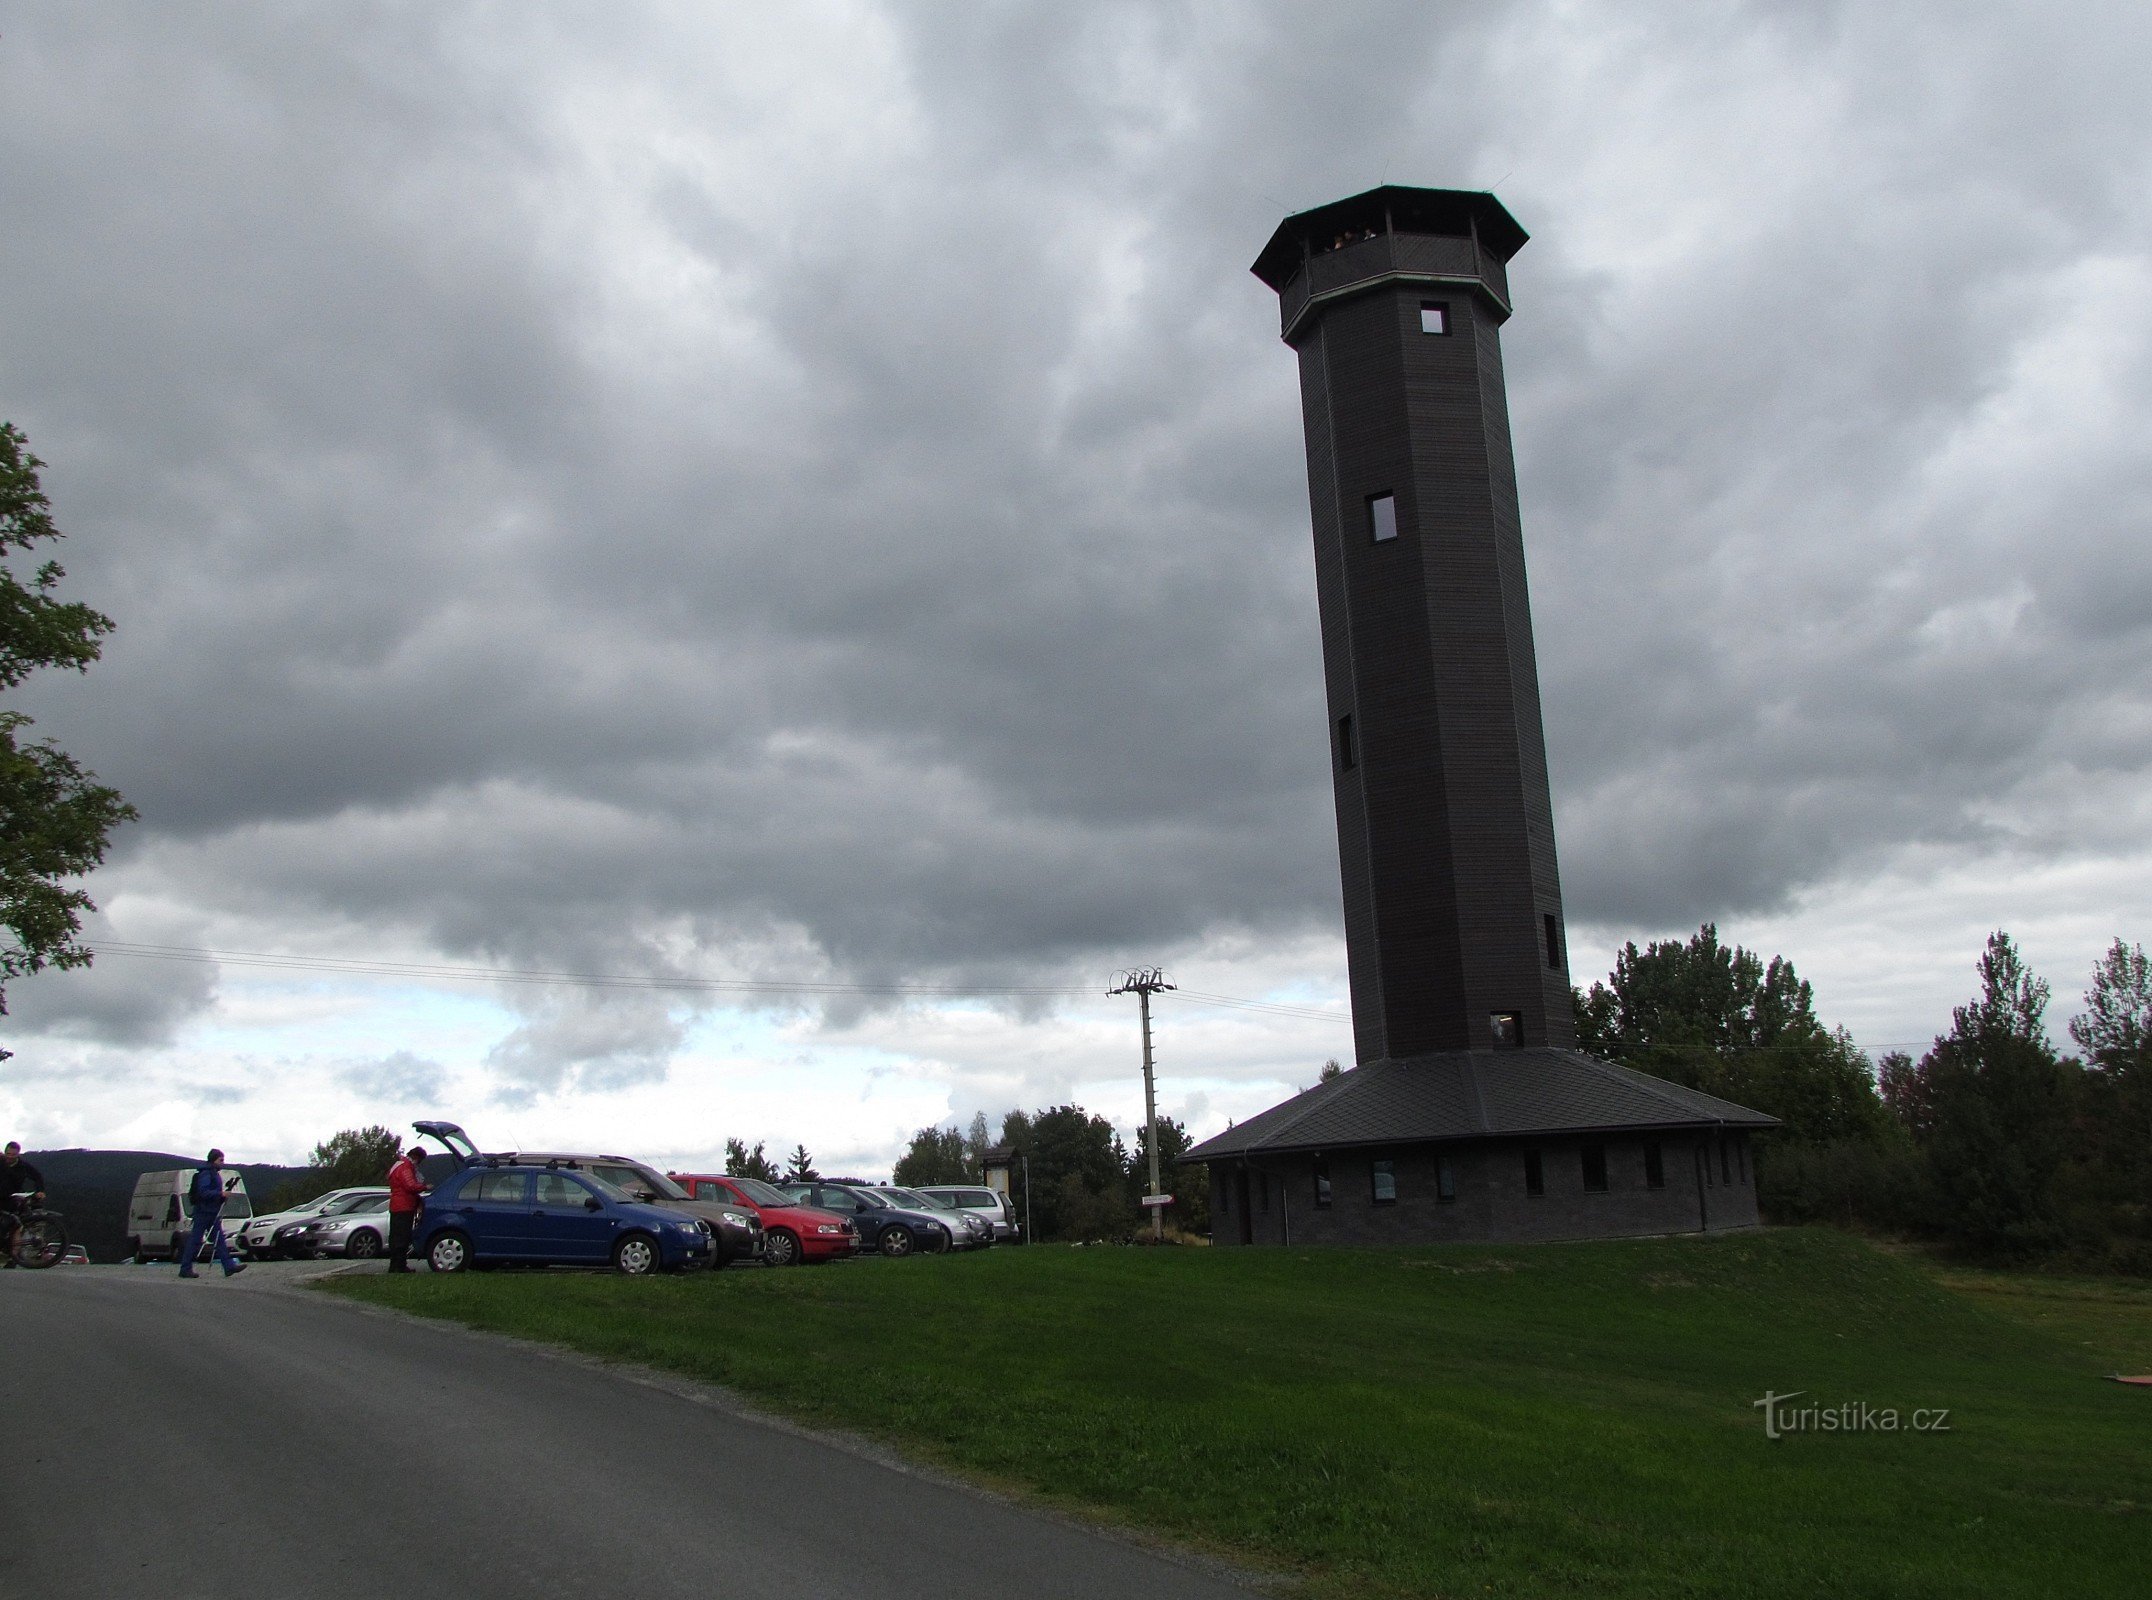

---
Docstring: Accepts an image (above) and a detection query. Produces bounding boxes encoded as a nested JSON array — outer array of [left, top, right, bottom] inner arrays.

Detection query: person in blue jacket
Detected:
[[178, 1149, 245, 1279]]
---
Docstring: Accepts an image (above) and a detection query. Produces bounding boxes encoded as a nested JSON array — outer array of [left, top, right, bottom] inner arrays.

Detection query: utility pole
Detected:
[[1109, 966, 1175, 1240]]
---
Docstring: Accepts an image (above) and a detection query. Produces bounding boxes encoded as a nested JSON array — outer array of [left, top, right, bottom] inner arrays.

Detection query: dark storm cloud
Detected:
[[2, 2, 2147, 1078]]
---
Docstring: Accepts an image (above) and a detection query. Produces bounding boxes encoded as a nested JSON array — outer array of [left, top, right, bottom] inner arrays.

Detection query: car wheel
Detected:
[[427, 1231, 472, 1273], [764, 1229, 801, 1268], [613, 1233, 660, 1276], [126, 1236, 141, 1264], [879, 1225, 915, 1258], [346, 1229, 382, 1259]]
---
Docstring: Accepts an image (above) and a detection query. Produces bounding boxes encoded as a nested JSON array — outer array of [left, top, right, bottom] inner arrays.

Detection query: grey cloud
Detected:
[[2, 0, 2148, 1077], [3, 930, 218, 1048], [484, 990, 688, 1107], [342, 1049, 447, 1104]]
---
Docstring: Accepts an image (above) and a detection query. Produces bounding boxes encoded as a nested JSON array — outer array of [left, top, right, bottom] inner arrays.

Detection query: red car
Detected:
[[670, 1173, 859, 1268]]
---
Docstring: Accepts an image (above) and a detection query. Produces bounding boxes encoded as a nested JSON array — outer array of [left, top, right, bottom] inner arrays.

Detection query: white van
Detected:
[[126, 1168, 253, 1263]]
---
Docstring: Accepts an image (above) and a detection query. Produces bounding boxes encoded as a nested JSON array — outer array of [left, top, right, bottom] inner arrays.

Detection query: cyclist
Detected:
[[2, 1140, 46, 1267]]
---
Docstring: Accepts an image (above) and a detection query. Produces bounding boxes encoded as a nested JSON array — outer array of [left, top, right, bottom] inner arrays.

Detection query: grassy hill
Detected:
[[327, 1229, 2149, 1598], [27, 1149, 310, 1262]]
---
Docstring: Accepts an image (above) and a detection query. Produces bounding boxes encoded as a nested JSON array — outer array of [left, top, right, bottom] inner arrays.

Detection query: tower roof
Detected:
[[1249, 185, 1528, 292]]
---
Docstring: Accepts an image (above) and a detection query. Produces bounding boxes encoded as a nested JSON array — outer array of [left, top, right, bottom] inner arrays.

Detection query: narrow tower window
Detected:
[[1544, 913, 1562, 971], [1367, 493, 1398, 543], [1420, 301, 1450, 335], [1336, 713, 1357, 772]]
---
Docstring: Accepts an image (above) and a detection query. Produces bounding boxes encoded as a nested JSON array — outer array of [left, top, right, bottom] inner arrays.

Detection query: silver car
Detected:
[[276, 1192, 396, 1259], [913, 1184, 1019, 1242], [877, 1187, 993, 1249], [237, 1187, 390, 1259]]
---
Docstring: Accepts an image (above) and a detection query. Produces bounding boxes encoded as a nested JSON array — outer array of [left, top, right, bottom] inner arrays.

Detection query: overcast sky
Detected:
[[3, 2, 2147, 1172]]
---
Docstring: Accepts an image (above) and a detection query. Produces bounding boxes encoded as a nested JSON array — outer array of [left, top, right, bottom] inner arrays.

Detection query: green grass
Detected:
[[325, 1230, 2148, 1599]]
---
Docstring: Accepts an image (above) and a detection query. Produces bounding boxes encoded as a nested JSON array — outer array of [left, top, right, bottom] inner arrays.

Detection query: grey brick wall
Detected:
[[1205, 1131, 1758, 1245]]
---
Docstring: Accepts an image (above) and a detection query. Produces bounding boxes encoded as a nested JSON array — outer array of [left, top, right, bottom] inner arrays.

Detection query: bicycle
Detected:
[[4, 1192, 67, 1269]]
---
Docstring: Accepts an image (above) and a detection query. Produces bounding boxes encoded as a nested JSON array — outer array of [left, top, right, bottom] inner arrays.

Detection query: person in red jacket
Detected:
[[386, 1145, 429, 1273]]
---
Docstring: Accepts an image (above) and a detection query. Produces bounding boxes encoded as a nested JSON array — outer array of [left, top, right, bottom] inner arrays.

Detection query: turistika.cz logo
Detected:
[[1753, 1391, 1952, 1440]]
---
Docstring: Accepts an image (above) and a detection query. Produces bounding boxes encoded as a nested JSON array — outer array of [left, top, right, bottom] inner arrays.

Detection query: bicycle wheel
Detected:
[[13, 1212, 67, 1269]]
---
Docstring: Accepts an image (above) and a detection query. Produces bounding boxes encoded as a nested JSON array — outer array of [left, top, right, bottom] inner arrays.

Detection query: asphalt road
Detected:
[[1, 1264, 1256, 1600]]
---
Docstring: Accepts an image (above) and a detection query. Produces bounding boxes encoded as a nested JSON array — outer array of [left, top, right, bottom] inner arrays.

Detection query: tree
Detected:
[[2067, 939, 2152, 1251], [782, 1144, 819, 1183], [1015, 1104, 1132, 1242], [2071, 940, 2152, 1075], [724, 1138, 780, 1182], [1318, 1059, 1343, 1082], [269, 1125, 402, 1209], [1128, 1114, 1208, 1237], [1915, 932, 2077, 1257], [0, 424, 136, 1049], [1572, 923, 1884, 1144], [892, 1123, 972, 1187]]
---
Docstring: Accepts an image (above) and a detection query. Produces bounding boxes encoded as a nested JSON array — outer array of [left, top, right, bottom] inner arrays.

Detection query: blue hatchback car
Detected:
[[414, 1162, 713, 1275]]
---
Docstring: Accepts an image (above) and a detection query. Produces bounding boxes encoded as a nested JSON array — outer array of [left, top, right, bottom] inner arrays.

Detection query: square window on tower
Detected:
[[1490, 1011, 1523, 1049], [1420, 301, 1450, 335], [1368, 493, 1398, 543]]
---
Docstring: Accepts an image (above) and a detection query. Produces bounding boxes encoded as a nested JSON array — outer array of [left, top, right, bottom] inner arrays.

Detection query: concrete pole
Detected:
[[1141, 985, 1162, 1241]]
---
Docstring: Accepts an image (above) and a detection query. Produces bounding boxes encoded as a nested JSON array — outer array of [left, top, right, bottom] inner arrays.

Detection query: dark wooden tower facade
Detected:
[[1253, 186, 1575, 1063]]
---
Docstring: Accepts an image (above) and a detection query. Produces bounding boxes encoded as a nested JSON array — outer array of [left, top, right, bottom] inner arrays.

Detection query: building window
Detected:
[[1736, 1138, 1748, 1186], [1644, 1141, 1665, 1190], [1490, 1011, 1522, 1048], [1313, 1154, 1332, 1209], [1702, 1141, 1714, 1188], [1523, 1149, 1544, 1197], [1368, 493, 1398, 543], [1371, 1158, 1397, 1205], [1336, 713, 1356, 772], [1436, 1154, 1456, 1203], [1581, 1144, 1608, 1192], [1721, 1139, 1732, 1186], [1420, 301, 1450, 335], [1544, 913, 1562, 971]]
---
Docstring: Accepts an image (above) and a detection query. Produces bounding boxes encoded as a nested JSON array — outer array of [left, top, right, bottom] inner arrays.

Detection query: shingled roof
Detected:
[[1183, 1050, 1778, 1162]]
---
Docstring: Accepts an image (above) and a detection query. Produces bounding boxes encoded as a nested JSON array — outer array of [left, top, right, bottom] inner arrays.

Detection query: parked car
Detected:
[[670, 1173, 859, 1268], [914, 1184, 1021, 1242], [778, 1180, 956, 1257], [275, 1192, 396, 1259], [415, 1120, 764, 1268], [237, 1187, 390, 1259], [125, 1168, 253, 1262], [875, 1186, 993, 1249], [412, 1161, 714, 1275]]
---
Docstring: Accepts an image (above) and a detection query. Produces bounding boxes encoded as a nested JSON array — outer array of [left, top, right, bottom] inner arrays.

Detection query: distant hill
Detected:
[[25, 1149, 311, 1264]]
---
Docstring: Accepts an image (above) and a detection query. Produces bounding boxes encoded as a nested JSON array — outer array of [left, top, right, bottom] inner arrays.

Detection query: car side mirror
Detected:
[[635, 1188, 657, 1202], [586, 1197, 603, 1212]]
